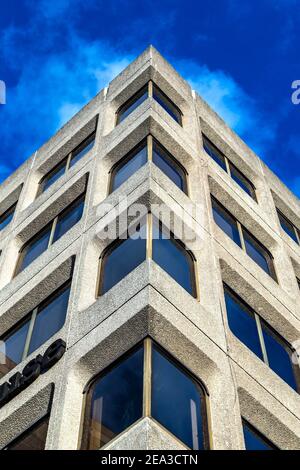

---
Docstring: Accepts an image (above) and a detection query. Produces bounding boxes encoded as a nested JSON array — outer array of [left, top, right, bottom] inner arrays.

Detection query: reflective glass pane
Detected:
[[229, 164, 255, 198], [243, 421, 274, 450], [111, 143, 147, 192], [18, 226, 52, 273], [28, 285, 71, 355], [203, 138, 227, 171], [53, 197, 85, 243], [0, 320, 30, 378], [243, 230, 272, 276], [224, 288, 263, 360], [262, 323, 297, 391], [0, 205, 16, 231], [87, 346, 144, 449], [211, 198, 241, 247], [152, 85, 182, 124], [69, 133, 95, 168], [152, 141, 186, 193], [117, 86, 148, 124], [152, 346, 205, 449], [278, 211, 298, 244], [152, 220, 196, 297], [100, 224, 147, 295], [41, 161, 66, 193], [5, 416, 49, 450]]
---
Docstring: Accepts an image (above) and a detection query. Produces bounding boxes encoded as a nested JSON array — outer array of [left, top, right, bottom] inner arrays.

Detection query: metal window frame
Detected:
[[108, 134, 189, 196], [202, 134, 256, 200], [96, 213, 198, 300], [277, 208, 300, 245], [223, 284, 300, 393], [242, 418, 277, 450], [0, 280, 72, 379], [38, 130, 96, 196], [0, 201, 17, 230], [81, 338, 210, 450]]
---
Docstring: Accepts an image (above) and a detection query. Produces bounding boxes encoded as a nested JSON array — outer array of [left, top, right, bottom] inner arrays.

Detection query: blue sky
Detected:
[[0, 0, 300, 196]]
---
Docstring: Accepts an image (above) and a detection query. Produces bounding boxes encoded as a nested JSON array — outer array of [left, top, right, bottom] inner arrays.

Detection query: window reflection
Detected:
[[0, 282, 71, 379], [242, 420, 275, 450], [83, 340, 208, 450], [0, 203, 17, 232], [4, 415, 50, 450]]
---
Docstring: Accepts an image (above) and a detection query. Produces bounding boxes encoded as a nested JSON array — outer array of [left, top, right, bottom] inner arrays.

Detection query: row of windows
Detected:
[[203, 135, 256, 200], [2, 341, 278, 451], [1, 224, 299, 408], [212, 196, 277, 280]]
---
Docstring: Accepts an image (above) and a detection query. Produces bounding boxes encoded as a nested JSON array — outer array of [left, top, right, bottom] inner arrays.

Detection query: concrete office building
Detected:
[[0, 46, 300, 450]]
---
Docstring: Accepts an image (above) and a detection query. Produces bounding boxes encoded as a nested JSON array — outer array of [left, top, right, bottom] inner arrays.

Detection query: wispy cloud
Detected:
[[176, 60, 276, 156]]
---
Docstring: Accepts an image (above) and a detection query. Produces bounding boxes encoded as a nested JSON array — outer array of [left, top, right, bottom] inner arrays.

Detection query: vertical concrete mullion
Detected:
[[237, 222, 246, 252], [48, 217, 58, 248]]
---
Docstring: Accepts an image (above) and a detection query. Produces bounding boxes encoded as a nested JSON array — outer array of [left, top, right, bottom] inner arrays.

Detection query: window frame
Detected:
[[0, 201, 17, 232], [211, 196, 277, 281], [38, 130, 96, 196], [116, 81, 183, 126], [108, 135, 189, 196], [223, 284, 300, 392], [3, 413, 50, 450], [0, 280, 72, 379], [203, 135, 256, 201], [80, 338, 210, 450], [277, 208, 300, 245], [242, 418, 278, 450], [96, 213, 198, 299], [15, 192, 85, 277]]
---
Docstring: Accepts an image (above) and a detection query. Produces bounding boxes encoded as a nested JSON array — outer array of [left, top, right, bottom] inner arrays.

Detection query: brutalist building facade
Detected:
[[0, 46, 300, 451]]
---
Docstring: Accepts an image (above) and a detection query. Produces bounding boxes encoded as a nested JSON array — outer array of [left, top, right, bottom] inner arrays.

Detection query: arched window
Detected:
[[152, 218, 197, 297], [109, 136, 188, 195], [98, 215, 197, 297], [82, 339, 209, 450]]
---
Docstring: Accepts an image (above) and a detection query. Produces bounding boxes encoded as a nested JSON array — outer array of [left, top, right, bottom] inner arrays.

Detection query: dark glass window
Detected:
[[17, 224, 52, 274], [211, 197, 241, 247], [152, 345, 205, 449], [261, 322, 298, 391], [82, 340, 208, 450], [243, 229, 274, 278], [110, 141, 148, 193], [203, 135, 255, 200], [17, 194, 85, 275], [152, 219, 196, 297], [152, 84, 182, 125], [224, 286, 263, 360], [203, 136, 227, 171], [109, 137, 188, 195], [84, 346, 144, 450], [277, 210, 299, 244], [242, 420, 275, 450], [41, 161, 66, 193], [69, 132, 95, 168], [52, 195, 85, 243], [229, 163, 255, 199], [224, 285, 299, 392], [99, 223, 147, 295], [40, 131, 96, 194], [117, 85, 148, 124], [0, 203, 17, 232], [152, 140, 187, 193], [211, 197, 276, 280], [4, 415, 50, 450], [28, 284, 71, 355], [0, 282, 71, 379]]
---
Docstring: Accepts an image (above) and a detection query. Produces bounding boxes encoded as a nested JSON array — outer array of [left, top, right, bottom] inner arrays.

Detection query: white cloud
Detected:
[[176, 60, 276, 156]]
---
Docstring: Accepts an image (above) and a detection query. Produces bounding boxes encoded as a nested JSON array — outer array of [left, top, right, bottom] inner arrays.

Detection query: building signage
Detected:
[[0, 339, 66, 408]]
